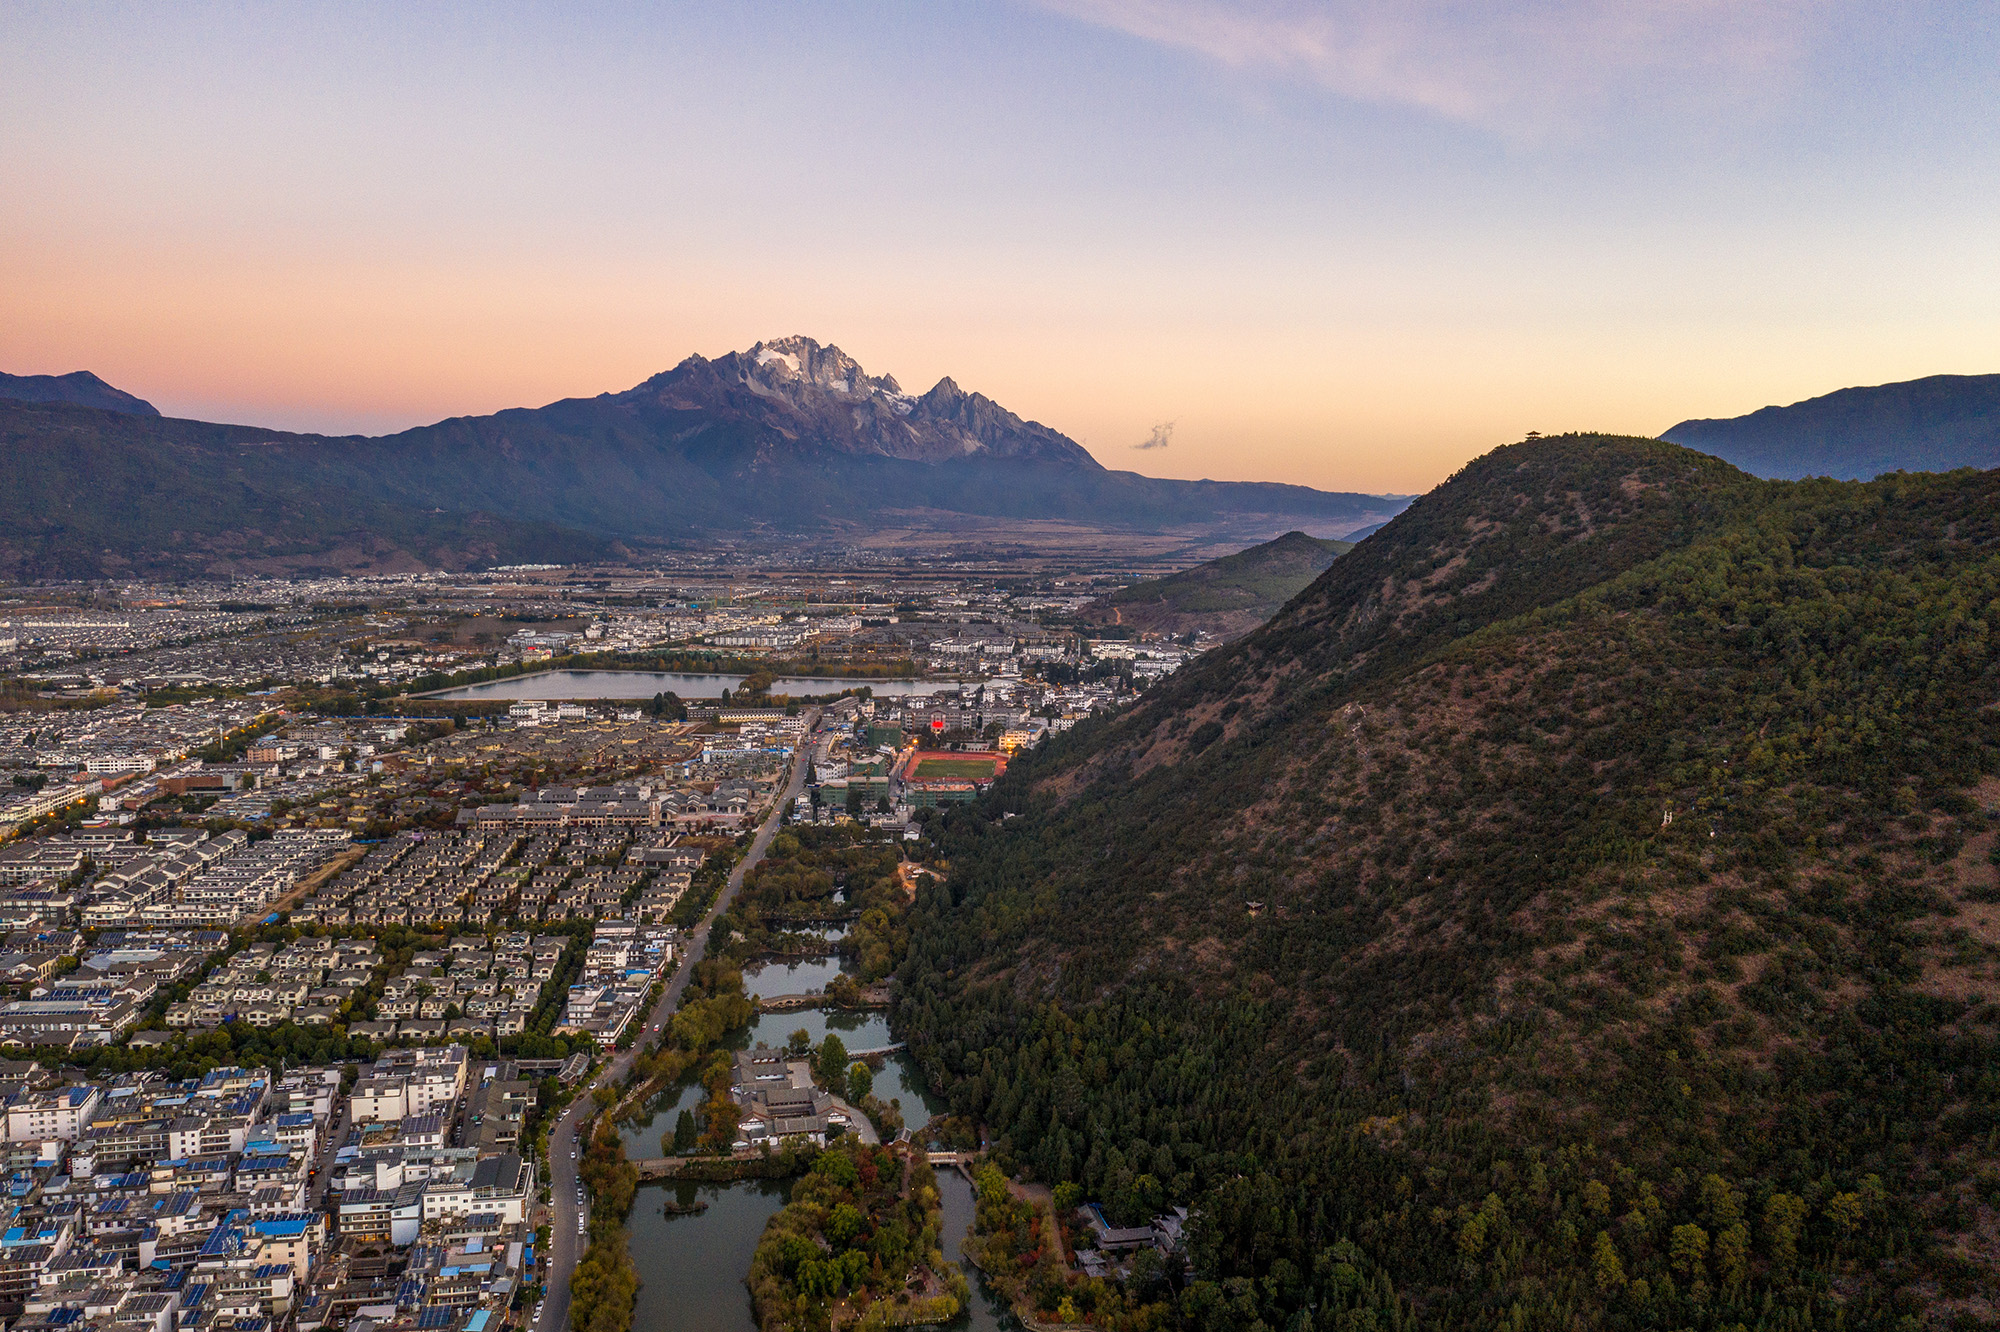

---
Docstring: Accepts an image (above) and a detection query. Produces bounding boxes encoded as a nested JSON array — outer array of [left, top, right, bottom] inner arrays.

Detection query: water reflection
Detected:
[[938, 1170, 1022, 1332], [743, 954, 847, 999], [618, 1078, 704, 1157], [626, 1177, 794, 1332]]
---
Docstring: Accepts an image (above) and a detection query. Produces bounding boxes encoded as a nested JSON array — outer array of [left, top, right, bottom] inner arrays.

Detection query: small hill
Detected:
[[0, 370, 158, 416], [899, 434, 2000, 1327], [1663, 372, 2000, 478], [1082, 530, 1354, 640]]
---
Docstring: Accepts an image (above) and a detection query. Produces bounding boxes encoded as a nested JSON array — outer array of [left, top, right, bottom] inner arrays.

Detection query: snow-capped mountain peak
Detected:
[[625, 337, 1099, 466]]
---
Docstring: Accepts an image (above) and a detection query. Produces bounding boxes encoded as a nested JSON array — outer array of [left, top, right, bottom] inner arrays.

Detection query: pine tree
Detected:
[[1591, 1231, 1626, 1292]]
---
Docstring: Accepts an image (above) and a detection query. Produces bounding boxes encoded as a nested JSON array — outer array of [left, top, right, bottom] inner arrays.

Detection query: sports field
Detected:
[[911, 756, 1001, 781]]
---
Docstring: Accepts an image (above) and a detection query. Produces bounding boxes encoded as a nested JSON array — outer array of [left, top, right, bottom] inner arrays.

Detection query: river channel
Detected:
[[421, 669, 960, 701], [618, 941, 1018, 1331]]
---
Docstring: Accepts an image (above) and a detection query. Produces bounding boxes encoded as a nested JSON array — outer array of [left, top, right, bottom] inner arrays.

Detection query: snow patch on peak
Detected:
[[753, 345, 801, 375]]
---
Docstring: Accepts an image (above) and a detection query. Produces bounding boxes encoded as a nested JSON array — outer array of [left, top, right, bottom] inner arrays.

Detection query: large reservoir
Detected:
[[420, 669, 959, 701]]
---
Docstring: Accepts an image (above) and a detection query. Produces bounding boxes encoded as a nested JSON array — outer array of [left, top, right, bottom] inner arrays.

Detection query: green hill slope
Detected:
[[897, 435, 2000, 1330], [1083, 530, 1355, 640]]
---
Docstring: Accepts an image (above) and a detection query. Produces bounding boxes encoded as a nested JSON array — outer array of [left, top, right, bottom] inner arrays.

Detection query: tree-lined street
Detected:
[[534, 712, 817, 1332]]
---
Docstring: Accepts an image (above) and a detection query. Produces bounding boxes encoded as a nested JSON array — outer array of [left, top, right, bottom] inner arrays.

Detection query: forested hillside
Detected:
[[896, 435, 2000, 1330]]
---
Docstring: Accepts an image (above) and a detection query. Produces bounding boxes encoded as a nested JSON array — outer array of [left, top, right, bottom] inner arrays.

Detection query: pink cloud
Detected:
[[1032, 0, 1821, 136]]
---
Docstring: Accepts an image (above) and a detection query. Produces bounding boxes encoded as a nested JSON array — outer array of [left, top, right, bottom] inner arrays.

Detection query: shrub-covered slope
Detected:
[[897, 435, 2000, 1330]]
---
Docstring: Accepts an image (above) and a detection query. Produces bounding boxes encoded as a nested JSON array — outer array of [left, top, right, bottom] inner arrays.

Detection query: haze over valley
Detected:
[[5, 5, 2000, 1332]]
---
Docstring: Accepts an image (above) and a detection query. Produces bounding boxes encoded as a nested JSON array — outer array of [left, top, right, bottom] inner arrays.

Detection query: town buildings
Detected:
[[553, 920, 675, 1047], [0, 1046, 539, 1331]]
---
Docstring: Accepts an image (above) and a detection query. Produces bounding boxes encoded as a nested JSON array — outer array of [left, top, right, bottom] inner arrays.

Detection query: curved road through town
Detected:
[[536, 712, 818, 1332]]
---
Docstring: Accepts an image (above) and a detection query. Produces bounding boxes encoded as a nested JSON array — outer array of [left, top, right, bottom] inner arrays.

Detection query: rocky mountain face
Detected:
[[1663, 372, 2000, 479], [619, 336, 1098, 465]]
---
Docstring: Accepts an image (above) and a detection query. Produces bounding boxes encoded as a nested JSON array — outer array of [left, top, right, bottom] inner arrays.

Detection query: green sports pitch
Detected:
[[909, 756, 1001, 781]]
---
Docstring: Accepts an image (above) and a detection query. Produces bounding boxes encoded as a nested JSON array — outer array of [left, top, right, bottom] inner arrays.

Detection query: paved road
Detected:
[[535, 714, 818, 1332], [308, 1097, 349, 1213]]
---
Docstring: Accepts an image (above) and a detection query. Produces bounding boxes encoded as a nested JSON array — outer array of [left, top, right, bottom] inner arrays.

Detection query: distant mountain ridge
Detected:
[[0, 370, 158, 417], [0, 400, 616, 581], [0, 339, 1408, 578], [1663, 372, 2000, 479]]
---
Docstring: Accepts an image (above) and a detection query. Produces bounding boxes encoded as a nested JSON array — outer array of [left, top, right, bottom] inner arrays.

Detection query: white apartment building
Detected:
[[5, 1085, 102, 1144]]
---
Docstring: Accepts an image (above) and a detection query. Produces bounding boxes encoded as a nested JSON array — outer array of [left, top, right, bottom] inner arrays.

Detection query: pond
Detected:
[[742, 953, 847, 1001], [626, 1175, 796, 1332], [621, 943, 932, 1160], [623, 1164, 1017, 1332], [421, 669, 961, 701], [623, 1095, 1015, 1332], [624, 938, 1015, 1332]]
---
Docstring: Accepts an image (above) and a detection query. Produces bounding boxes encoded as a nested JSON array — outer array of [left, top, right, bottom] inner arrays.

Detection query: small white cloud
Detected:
[[1133, 421, 1175, 450], [1031, 0, 1817, 137]]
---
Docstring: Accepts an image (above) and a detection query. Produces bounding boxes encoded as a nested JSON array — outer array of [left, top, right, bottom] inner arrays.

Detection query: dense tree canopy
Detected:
[[895, 439, 2000, 1330]]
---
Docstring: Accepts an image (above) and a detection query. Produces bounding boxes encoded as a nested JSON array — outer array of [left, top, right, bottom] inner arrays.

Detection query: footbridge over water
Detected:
[[925, 1150, 983, 1182]]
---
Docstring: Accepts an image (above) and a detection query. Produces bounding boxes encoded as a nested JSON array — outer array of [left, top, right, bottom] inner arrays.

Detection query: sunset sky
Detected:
[[5, 1, 1998, 495]]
